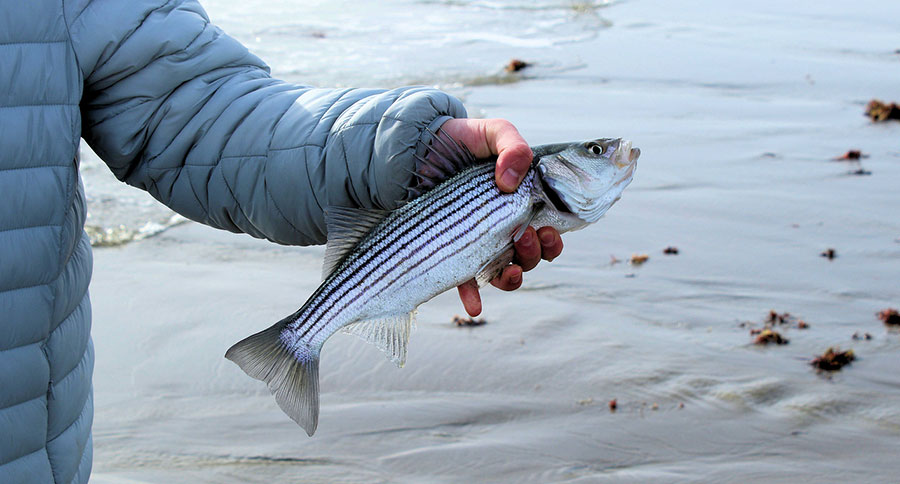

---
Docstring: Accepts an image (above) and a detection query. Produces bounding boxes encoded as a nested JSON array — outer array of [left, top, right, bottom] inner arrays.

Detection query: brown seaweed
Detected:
[[766, 310, 793, 325], [754, 329, 789, 345], [505, 59, 530, 73], [877, 308, 900, 326], [453, 315, 487, 327], [833, 150, 868, 160], [811, 347, 855, 371], [865, 99, 900, 122], [629, 254, 649, 265]]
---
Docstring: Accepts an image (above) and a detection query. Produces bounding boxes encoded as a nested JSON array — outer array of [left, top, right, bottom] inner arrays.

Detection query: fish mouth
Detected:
[[614, 140, 639, 168], [604, 139, 639, 187], [620, 150, 638, 182]]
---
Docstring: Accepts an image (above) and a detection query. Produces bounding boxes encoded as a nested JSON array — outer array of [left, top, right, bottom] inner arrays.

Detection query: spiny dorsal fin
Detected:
[[341, 310, 417, 367], [409, 127, 481, 198], [323, 206, 389, 279]]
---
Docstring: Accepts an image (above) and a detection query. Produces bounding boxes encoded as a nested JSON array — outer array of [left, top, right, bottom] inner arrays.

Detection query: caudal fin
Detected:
[[225, 319, 320, 436]]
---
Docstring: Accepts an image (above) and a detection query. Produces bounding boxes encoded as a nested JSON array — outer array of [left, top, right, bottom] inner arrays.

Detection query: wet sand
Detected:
[[89, 1, 900, 482]]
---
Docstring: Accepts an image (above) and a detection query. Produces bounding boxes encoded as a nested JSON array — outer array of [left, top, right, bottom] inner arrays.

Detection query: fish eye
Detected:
[[588, 143, 604, 156]]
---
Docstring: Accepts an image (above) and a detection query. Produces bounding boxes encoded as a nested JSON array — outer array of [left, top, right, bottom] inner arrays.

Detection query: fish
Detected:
[[225, 129, 639, 435]]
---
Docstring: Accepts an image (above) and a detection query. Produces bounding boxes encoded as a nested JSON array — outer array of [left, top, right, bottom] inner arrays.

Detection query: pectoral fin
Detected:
[[475, 212, 535, 286], [475, 245, 516, 287]]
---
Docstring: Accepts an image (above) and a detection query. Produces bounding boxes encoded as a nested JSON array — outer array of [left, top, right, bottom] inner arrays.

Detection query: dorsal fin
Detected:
[[322, 206, 389, 279], [409, 127, 481, 198]]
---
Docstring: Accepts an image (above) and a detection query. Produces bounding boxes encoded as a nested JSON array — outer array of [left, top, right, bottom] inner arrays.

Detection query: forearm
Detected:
[[71, 0, 465, 245]]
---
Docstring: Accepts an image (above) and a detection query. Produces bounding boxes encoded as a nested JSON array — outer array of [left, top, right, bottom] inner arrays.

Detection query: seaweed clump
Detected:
[[766, 310, 792, 325], [811, 347, 855, 371], [453, 315, 487, 327], [833, 150, 867, 160], [744, 310, 808, 344], [754, 329, 789, 345], [629, 254, 649, 266], [505, 59, 530, 73], [877, 308, 900, 326], [865, 99, 900, 122]]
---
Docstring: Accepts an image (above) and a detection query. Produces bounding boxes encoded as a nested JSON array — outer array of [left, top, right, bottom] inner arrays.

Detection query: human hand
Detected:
[[439, 118, 565, 316]]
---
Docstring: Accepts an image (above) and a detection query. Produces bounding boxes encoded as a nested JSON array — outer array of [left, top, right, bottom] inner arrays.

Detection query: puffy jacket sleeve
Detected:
[[66, 0, 466, 245]]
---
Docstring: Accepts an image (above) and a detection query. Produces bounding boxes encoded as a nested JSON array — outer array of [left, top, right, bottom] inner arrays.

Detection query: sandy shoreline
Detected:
[[88, 0, 900, 482], [90, 219, 900, 483]]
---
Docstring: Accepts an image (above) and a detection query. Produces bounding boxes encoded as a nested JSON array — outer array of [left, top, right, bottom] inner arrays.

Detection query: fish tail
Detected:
[[225, 317, 320, 436]]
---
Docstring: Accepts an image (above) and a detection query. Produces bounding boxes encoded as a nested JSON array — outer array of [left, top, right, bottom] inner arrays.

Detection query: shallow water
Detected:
[[88, 0, 900, 482]]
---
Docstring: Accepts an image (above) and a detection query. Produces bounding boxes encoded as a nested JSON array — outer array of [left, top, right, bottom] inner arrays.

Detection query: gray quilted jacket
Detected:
[[0, 1, 465, 482]]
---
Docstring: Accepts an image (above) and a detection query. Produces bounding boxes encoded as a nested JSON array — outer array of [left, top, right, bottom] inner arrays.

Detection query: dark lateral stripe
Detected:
[[295, 170, 499, 339], [377, 200, 516, 299], [302, 187, 505, 339], [289, 168, 494, 331], [362, 164, 494, 252], [351, 169, 495, 276], [307, 191, 513, 340], [302, 174, 494, 322]]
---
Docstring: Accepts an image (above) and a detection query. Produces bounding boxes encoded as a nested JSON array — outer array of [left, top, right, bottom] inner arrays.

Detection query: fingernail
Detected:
[[519, 229, 534, 247], [539, 230, 554, 245], [500, 168, 521, 191], [510, 271, 521, 285]]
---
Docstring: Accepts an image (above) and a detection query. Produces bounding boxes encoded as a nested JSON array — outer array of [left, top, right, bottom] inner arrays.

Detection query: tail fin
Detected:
[[225, 318, 320, 436]]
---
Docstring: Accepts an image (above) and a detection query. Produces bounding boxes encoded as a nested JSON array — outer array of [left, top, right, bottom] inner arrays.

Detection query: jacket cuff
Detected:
[[365, 89, 467, 210]]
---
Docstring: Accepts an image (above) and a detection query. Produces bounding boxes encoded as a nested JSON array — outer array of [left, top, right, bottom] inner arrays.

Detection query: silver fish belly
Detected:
[[226, 131, 639, 436]]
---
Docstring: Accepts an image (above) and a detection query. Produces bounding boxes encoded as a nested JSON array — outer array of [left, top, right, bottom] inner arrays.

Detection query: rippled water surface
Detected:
[[87, 0, 900, 482]]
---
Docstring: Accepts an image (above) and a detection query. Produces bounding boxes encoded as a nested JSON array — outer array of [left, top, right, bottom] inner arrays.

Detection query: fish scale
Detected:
[[302, 165, 533, 349], [226, 131, 638, 436], [294, 165, 503, 338], [304, 167, 494, 319]]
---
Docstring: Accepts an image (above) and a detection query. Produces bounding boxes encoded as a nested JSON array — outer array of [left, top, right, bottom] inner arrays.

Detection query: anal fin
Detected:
[[342, 311, 417, 367]]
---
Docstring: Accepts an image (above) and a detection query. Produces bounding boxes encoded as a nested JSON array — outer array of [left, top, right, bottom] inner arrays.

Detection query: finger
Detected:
[[437, 118, 532, 192], [490, 265, 523, 291], [456, 279, 482, 317], [536, 226, 563, 261], [514, 226, 541, 272], [488, 122, 533, 193]]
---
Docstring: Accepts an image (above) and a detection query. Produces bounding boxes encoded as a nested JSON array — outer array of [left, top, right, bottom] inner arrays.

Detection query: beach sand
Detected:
[[88, 1, 900, 482]]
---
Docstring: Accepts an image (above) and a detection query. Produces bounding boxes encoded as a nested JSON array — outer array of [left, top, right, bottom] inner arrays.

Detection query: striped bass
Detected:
[[226, 130, 639, 435]]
